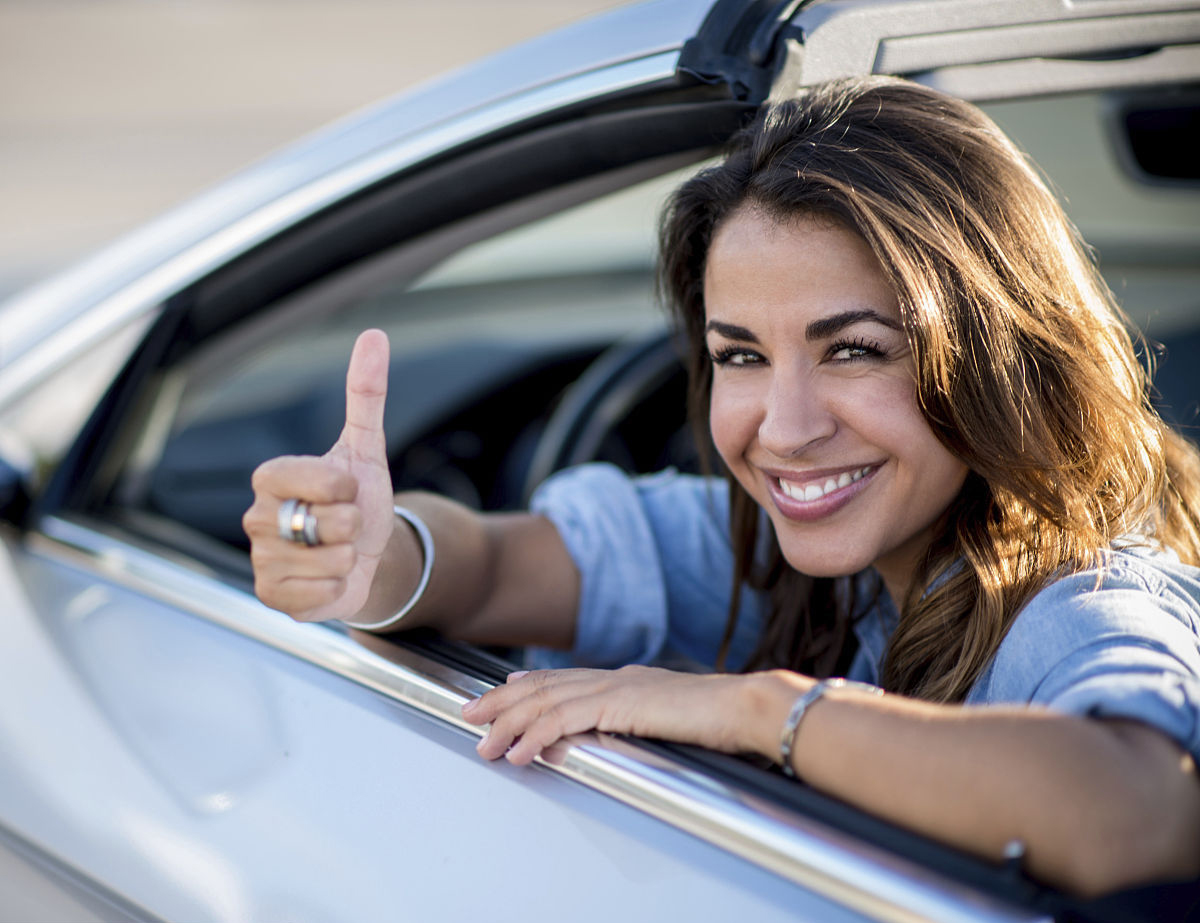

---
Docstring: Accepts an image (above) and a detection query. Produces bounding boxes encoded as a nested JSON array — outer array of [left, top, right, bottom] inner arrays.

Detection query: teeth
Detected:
[[779, 467, 871, 502]]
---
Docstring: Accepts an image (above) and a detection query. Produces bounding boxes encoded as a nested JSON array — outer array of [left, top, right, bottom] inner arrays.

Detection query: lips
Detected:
[[763, 463, 880, 523], [777, 466, 872, 502]]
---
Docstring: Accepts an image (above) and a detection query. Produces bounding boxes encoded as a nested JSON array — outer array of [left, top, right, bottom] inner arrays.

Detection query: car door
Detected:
[[1, 2, 1197, 922]]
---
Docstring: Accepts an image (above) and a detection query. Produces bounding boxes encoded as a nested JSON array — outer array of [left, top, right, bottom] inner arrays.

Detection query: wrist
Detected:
[[742, 670, 816, 761], [345, 506, 434, 631]]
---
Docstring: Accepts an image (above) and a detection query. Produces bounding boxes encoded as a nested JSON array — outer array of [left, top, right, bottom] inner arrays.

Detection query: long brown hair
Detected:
[[658, 76, 1200, 702]]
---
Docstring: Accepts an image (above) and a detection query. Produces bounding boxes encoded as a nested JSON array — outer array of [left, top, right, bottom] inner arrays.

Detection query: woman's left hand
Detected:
[[461, 665, 768, 765]]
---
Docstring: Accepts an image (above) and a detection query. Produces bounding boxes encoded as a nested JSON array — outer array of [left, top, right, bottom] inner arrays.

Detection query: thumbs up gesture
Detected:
[[243, 329, 398, 623]]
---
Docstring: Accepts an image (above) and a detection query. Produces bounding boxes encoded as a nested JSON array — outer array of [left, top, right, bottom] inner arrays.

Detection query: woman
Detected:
[[243, 77, 1200, 896]]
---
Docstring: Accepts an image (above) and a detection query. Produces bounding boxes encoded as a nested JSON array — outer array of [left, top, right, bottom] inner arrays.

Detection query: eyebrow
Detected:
[[805, 309, 902, 340], [705, 310, 901, 343], [704, 320, 758, 342]]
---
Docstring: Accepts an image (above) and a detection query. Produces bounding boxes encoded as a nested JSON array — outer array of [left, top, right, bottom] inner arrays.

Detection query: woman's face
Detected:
[[704, 207, 968, 601]]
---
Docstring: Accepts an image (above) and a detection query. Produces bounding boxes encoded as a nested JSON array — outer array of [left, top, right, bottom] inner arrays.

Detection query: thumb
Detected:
[[337, 328, 390, 461]]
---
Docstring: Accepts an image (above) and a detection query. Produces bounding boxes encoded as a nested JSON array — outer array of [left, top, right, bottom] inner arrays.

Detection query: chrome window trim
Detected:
[[27, 515, 1050, 923], [0, 51, 681, 414]]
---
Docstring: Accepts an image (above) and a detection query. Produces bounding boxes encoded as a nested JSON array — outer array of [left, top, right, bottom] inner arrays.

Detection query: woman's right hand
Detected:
[[242, 329, 398, 623]]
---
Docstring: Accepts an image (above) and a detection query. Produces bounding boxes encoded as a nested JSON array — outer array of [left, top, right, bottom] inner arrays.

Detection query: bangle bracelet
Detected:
[[343, 506, 435, 631], [779, 678, 883, 777]]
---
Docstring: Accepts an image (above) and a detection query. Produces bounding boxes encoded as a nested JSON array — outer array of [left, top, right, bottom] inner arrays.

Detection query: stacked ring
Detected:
[[277, 498, 320, 547]]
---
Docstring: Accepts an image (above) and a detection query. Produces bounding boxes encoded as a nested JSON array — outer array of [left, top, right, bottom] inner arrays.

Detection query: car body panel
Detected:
[[0, 515, 1051, 923], [0, 522, 912, 923]]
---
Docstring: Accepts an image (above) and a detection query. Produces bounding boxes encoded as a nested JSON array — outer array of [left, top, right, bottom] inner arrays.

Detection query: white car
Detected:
[[1, 1, 1198, 921]]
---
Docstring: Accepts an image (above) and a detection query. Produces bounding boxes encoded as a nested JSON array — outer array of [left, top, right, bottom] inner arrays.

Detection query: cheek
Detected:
[[922, 441, 970, 497], [708, 379, 759, 468], [844, 374, 965, 480], [885, 392, 969, 498]]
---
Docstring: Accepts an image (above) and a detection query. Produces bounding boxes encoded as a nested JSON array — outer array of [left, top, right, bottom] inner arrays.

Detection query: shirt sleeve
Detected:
[[970, 550, 1200, 761], [524, 463, 765, 671]]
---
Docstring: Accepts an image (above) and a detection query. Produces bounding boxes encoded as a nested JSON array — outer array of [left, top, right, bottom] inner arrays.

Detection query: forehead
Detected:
[[703, 207, 898, 323]]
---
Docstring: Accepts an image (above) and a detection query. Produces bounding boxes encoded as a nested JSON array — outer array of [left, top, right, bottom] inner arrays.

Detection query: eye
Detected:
[[709, 345, 763, 367], [828, 337, 884, 362]]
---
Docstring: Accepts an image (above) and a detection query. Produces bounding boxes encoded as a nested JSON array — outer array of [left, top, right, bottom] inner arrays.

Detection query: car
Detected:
[[1, 1, 1198, 920]]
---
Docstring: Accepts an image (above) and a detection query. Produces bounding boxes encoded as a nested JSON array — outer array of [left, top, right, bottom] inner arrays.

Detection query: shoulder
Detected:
[[1021, 547, 1199, 639], [971, 547, 1200, 705], [525, 463, 749, 669]]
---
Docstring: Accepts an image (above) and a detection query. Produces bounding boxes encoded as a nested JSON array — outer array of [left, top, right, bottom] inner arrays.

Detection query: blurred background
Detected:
[[0, 0, 627, 301]]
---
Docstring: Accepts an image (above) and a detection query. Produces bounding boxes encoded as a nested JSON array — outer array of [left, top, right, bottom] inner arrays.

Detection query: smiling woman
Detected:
[[242, 76, 1200, 899]]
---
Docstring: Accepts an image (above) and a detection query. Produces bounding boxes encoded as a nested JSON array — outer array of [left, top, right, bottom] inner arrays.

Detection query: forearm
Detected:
[[349, 491, 579, 648], [745, 671, 1200, 896]]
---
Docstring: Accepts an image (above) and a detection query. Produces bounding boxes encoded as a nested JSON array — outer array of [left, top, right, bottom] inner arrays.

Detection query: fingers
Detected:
[[244, 454, 368, 620], [266, 576, 350, 614], [460, 667, 747, 766], [462, 669, 629, 765], [249, 533, 359, 616], [243, 495, 362, 546], [338, 328, 390, 462], [249, 455, 359, 506], [252, 539, 357, 580]]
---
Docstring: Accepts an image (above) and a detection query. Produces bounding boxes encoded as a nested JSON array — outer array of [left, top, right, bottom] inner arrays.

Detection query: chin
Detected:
[[772, 533, 876, 580]]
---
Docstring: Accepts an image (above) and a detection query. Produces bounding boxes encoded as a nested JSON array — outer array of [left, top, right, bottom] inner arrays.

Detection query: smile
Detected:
[[777, 466, 872, 501], [764, 464, 881, 523]]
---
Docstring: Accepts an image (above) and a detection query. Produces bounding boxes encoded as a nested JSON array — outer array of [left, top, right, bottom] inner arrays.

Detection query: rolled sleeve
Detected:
[[970, 552, 1200, 761], [526, 463, 763, 671]]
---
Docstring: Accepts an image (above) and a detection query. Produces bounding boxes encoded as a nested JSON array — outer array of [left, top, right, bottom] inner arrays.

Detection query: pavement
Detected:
[[0, 0, 627, 300]]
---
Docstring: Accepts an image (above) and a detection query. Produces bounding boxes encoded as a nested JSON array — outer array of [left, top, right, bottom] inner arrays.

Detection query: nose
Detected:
[[757, 368, 837, 459]]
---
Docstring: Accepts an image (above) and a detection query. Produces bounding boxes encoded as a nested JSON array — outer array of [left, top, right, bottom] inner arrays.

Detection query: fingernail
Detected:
[[507, 670, 530, 682], [476, 732, 490, 754], [461, 697, 479, 715]]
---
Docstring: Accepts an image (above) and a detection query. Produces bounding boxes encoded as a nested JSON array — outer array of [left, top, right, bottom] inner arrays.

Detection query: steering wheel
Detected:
[[520, 329, 694, 506]]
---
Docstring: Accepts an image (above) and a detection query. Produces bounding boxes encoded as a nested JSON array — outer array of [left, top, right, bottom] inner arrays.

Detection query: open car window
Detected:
[[99, 162, 701, 556]]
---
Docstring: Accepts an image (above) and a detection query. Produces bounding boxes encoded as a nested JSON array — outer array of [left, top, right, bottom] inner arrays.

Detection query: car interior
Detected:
[[33, 81, 1200, 921]]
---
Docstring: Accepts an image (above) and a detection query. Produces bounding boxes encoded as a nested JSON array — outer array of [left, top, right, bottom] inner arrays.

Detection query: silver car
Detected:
[[2, 1, 1198, 921]]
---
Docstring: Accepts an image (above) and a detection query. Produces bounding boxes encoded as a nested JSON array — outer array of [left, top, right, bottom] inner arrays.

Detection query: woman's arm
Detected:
[[754, 672, 1200, 897], [463, 666, 1200, 897], [349, 490, 579, 648], [242, 328, 579, 646]]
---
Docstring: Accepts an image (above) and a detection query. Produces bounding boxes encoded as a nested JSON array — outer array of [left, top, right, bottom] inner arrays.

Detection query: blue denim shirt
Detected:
[[528, 464, 1200, 761]]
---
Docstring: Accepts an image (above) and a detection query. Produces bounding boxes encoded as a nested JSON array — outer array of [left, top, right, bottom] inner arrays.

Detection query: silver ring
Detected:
[[289, 501, 308, 544], [301, 506, 320, 546], [277, 498, 320, 546], [277, 498, 300, 542]]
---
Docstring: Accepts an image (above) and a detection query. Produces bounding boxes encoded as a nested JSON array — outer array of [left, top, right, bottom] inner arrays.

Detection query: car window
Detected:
[[982, 89, 1200, 424], [101, 164, 704, 549]]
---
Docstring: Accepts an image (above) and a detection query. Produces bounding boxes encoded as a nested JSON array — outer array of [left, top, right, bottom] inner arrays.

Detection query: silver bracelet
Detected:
[[779, 678, 883, 777], [343, 506, 435, 631]]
